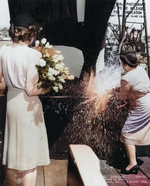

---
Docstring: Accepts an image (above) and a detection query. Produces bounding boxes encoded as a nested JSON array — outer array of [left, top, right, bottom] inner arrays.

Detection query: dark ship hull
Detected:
[[8, 0, 116, 75]]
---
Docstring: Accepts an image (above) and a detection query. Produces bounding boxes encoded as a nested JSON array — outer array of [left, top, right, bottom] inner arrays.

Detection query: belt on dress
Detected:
[[8, 87, 24, 92]]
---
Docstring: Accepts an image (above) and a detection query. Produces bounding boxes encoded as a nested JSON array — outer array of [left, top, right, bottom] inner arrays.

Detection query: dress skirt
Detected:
[[120, 122, 150, 145], [120, 92, 150, 146], [2, 87, 50, 171]]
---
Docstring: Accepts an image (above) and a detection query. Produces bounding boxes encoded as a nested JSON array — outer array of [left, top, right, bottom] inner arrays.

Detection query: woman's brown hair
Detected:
[[9, 25, 38, 43], [120, 50, 138, 67]]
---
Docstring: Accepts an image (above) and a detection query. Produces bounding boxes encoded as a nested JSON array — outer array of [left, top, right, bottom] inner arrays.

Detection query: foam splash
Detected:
[[94, 64, 122, 94], [82, 64, 122, 114]]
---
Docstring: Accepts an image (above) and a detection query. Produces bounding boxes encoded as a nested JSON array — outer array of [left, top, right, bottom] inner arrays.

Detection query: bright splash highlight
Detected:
[[83, 65, 122, 114]]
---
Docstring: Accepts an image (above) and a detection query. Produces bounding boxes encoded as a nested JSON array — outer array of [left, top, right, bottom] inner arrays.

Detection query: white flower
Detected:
[[52, 54, 64, 63], [58, 76, 65, 83], [38, 58, 46, 67], [44, 52, 50, 58], [57, 54, 64, 61], [48, 67, 59, 76], [35, 40, 40, 47], [52, 86, 58, 92], [52, 54, 59, 63], [53, 82, 62, 89], [58, 83, 63, 90], [55, 50, 61, 54], [47, 73, 55, 81], [62, 62, 65, 67], [65, 67, 69, 71], [48, 45, 53, 48], [45, 42, 53, 48], [65, 71, 70, 76], [41, 38, 47, 45], [62, 74, 67, 79], [55, 63, 64, 71], [45, 42, 50, 48]]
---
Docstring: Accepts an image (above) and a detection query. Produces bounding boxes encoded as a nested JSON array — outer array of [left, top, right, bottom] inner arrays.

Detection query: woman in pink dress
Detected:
[[0, 15, 50, 186], [118, 50, 150, 174]]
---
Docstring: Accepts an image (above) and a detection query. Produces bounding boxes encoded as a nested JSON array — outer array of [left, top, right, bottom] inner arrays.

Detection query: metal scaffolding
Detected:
[[106, 0, 150, 75]]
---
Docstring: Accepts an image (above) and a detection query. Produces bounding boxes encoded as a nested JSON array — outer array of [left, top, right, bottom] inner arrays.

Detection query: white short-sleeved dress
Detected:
[[120, 66, 150, 145], [0, 45, 50, 171]]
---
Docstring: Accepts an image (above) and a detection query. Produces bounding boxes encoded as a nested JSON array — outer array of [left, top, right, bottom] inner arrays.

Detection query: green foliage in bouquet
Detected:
[[34, 38, 70, 93]]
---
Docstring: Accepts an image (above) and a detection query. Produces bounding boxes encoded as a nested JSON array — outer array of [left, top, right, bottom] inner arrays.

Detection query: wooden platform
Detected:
[[44, 157, 150, 186], [100, 157, 150, 186], [0, 156, 150, 186], [43, 157, 150, 186]]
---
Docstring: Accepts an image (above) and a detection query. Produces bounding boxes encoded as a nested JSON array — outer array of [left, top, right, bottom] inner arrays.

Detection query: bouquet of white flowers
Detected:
[[34, 38, 70, 93]]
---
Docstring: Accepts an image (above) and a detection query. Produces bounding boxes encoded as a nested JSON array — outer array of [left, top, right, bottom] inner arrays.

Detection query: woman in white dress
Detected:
[[118, 50, 150, 174], [0, 15, 50, 186]]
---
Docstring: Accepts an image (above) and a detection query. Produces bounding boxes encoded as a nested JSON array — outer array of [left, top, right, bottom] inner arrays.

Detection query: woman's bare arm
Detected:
[[0, 73, 6, 95], [119, 79, 131, 101]]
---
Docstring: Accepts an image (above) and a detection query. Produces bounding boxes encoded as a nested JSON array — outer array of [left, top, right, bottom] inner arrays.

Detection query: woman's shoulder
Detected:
[[0, 45, 9, 56], [122, 65, 149, 84], [134, 66, 148, 77], [122, 68, 136, 82], [25, 46, 40, 53], [0, 45, 7, 50], [23, 46, 42, 58], [124, 66, 145, 77]]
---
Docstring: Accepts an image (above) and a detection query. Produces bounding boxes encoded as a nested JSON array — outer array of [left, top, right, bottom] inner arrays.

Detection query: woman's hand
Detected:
[[26, 84, 50, 96], [41, 87, 51, 95], [66, 75, 74, 80]]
